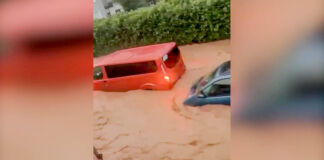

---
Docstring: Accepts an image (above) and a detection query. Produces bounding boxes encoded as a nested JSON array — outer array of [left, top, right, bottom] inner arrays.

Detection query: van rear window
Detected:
[[105, 61, 157, 78], [163, 47, 180, 68]]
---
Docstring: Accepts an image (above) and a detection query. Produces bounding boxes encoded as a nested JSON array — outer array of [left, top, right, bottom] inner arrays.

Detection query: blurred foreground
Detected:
[[232, 0, 324, 159], [0, 1, 93, 160], [93, 40, 230, 160]]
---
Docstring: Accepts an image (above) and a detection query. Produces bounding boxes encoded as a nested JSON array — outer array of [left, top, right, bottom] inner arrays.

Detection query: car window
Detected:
[[219, 61, 231, 75], [215, 78, 230, 85], [105, 61, 157, 78], [163, 47, 180, 68], [93, 67, 103, 80], [202, 83, 230, 97]]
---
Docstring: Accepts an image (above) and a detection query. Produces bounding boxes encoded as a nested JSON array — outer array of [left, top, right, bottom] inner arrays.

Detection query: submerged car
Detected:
[[93, 42, 186, 91], [184, 61, 231, 106]]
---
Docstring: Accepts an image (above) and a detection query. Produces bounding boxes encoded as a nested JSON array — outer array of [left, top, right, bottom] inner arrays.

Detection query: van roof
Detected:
[[94, 42, 176, 67]]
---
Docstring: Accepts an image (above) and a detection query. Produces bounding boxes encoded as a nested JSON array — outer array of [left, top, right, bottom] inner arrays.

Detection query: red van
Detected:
[[93, 42, 186, 91]]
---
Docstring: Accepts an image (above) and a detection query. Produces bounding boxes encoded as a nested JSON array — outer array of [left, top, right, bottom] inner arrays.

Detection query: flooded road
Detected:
[[93, 40, 230, 160]]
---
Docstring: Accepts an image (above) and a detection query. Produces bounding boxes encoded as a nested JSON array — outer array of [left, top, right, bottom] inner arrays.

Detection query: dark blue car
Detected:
[[184, 61, 230, 106]]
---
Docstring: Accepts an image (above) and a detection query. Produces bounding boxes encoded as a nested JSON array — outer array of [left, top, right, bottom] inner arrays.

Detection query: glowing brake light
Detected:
[[164, 76, 170, 81]]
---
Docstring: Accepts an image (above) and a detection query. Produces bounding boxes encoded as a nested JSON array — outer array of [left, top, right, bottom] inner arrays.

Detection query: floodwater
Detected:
[[93, 40, 230, 160]]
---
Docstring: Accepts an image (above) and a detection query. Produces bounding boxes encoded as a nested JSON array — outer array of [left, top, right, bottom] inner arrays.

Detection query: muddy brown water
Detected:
[[93, 40, 230, 160]]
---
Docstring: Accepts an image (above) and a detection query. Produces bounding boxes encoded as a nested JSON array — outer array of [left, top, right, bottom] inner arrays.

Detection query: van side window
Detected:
[[93, 67, 103, 80], [105, 61, 157, 78], [163, 47, 180, 68]]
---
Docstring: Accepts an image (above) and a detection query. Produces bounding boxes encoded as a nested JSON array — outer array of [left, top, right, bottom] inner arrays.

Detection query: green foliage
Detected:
[[94, 0, 230, 57]]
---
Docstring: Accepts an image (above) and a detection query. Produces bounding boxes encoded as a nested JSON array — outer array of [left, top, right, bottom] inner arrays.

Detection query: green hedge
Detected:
[[94, 0, 230, 57]]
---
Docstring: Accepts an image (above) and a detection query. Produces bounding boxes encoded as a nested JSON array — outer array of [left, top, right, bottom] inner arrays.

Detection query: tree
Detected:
[[113, 0, 156, 11]]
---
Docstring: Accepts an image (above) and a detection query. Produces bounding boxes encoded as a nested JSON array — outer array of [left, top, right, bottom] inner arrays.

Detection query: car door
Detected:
[[201, 78, 231, 105]]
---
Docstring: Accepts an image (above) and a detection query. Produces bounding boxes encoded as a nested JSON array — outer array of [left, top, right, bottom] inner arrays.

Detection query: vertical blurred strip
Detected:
[[232, 0, 324, 159], [0, 0, 93, 160]]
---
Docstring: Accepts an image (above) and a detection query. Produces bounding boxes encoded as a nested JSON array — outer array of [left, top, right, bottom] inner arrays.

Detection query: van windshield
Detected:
[[105, 61, 157, 78], [163, 47, 180, 68]]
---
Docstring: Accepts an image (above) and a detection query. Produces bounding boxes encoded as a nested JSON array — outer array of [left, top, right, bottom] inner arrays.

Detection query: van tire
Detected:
[[142, 85, 154, 90]]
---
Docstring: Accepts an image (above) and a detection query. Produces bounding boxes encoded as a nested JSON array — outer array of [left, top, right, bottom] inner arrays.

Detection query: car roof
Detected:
[[94, 42, 176, 67]]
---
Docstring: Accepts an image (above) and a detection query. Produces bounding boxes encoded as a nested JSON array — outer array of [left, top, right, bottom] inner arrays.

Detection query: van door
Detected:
[[104, 61, 158, 91]]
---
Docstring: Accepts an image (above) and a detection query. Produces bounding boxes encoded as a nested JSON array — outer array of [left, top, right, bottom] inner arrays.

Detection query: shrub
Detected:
[[94, 0, 230, 57]]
